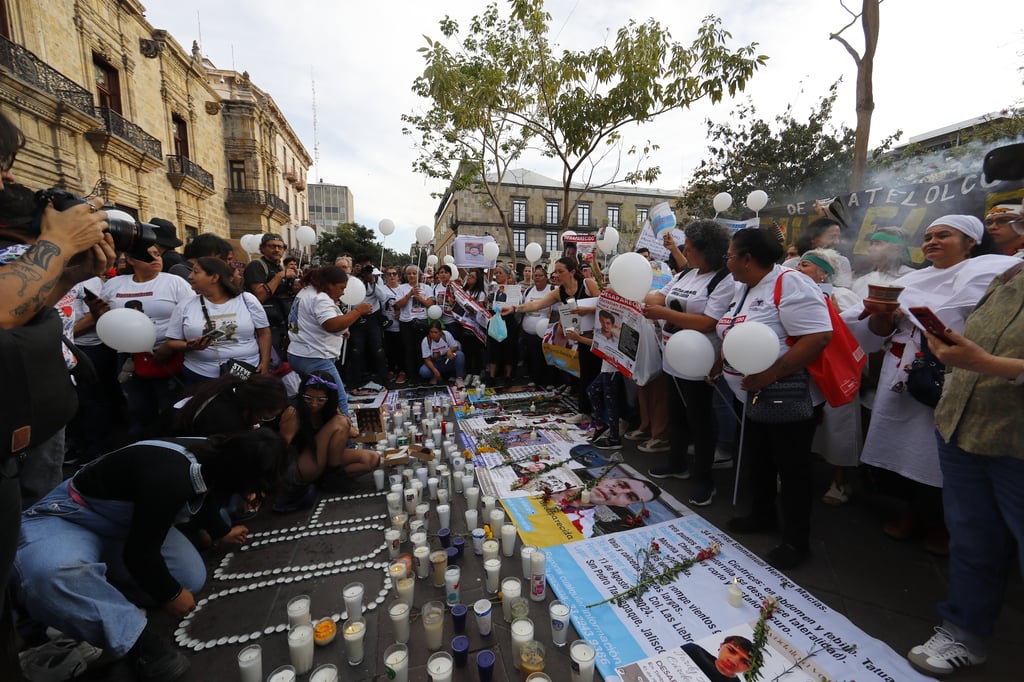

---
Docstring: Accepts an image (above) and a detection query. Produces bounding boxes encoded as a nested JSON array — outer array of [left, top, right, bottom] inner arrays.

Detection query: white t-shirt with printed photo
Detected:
[[287, 285, 344, 359], [100, 272, 195, 347], [421, 330, 458, 360], [166, 293, 269, 377], [396, 282, 429, 322], [715, 265, 831, 400], [660, 268, 733, 377]]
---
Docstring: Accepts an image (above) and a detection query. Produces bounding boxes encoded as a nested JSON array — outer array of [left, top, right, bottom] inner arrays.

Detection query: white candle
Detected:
[[287, 624, 314, 674], [389, 561, 407, 583], [482, 539, 500, 562], [416, 502, 431, 523], [384, 643, 409, 682], [580, 488, 591, 505], [549, 601, 571, 647], [310, 664, 338, 682], [286, 595, 311, 628], [237, 644, 262, 682], [489, 509, 506, 531], [410, 530, 428, 550], [422, 601, 445, 651], [343, 582, 364, 619], [388, 600, 410, 644], [482, 494, 496, 516], [529, 549, 547, 602], [521, 545, 536, 580], [501, 577, 521, 622], [266, 666, 296, 682], [416, 466, 429, 486], [728, 579, 743, 607], [386, 492, 402, 515], [465, 485, 480, 509], [392, 512, 409, 542], [570, 640, 596, 682], [464, 509, 478, 531], [471, 528, 486, 555], [430, 550, 448, 588], [396, 576, 415, 606], [427, 651, 454, 682], [414, 545, 431, 579], [444, 566, 461, 606], [501, 523, 518, 557], [473, 598, 493, 636], [427, 476, 439, 500], [437, 487, 450, 506], [510, 618, 534, 670], [343, 618, 366, 666], [484, 558, 501, 594], [373, 469, 386, 491]]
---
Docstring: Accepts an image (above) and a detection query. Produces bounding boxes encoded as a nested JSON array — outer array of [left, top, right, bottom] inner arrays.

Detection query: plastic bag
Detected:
[[632, 320, 663, 386], [487, 304, 508, 342]]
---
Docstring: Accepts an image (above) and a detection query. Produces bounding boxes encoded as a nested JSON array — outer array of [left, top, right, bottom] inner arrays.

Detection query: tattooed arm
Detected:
[[0, 199, 109, 328]]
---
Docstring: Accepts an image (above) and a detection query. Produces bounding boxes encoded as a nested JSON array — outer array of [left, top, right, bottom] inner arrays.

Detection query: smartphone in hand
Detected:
[[909, 306, 956, 345]]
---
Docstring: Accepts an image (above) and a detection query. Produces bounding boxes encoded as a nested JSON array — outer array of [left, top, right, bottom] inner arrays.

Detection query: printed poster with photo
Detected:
[[634, 219, 685, 266], [591, 290, 645, 378], [453, 235, 498, 269], [562, 232, 598, 258], [448, 282, 491, 343]]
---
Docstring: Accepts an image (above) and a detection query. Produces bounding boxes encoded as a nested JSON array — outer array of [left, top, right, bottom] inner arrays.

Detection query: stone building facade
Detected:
[[432, 168, 678, 263], [0, 0, 310, 248]]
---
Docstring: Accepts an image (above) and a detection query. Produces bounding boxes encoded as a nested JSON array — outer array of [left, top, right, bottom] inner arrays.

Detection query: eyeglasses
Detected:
[[984, 216, 1022, 227], [301, 394, 329, 404], [385, 271, 399, 276], [263, 243, 285, 250]]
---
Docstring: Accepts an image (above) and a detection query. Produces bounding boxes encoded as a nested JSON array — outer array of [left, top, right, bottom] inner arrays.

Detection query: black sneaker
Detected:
[[593, 435, 622, 450], [587, 424, 609, 443], [727, 514, 778, 534], [688, 484, 716, 507], [127, 626, 190, 682], [647, 465, 690, 480], [765, 543, 809, 570]]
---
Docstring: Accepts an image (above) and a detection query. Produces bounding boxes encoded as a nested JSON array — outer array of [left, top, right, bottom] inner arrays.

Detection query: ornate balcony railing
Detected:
[[93, 106, 162, 159], [226, 189, 291, 217], [166, 155, 214, 190], [0, 35, 94, 116]]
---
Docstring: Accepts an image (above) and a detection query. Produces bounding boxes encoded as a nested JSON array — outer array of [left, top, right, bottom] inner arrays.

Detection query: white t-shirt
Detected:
[[287, 285, 344, 359], [73, 276, 105, 346], [421, 330, 458, 360], [660, 269, 733, 376], [100, 272, 195, 347], [431, 282, 459, 323], [380, 283, 402, 333], [521, 284, 555, 336], [716, 265, 832, 400], [167, 293, 268, 377], [396, 282, 429, 322]]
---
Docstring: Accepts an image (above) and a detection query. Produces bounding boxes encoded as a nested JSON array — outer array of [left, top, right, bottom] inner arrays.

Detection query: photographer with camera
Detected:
[[0, 109, 112, 671], [244, 233, 299, 353]]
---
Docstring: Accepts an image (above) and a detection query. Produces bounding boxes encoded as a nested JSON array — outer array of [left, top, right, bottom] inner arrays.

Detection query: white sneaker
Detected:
[[908, 627, 986, 675], [637, 438, 671, 453]]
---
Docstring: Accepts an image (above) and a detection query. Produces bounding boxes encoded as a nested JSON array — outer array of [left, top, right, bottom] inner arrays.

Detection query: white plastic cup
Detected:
[[549, 600, 571, 647], [343, 616, 366, 666], [436, 504, 451, 530], [464, 509, 478, 531], [484, 558, 501, 594], [384, 643, 409, 682], [342, 582, 364, 619], [287, 623, 314, 674], [501, 577, 522, 622], [437, 487, 450, 506], [465, 485, 480, 510], [501, 523, 517, 557], [237, 644, 262, 682], [570, 639, 597, 682], [373, 469, 386, 491], [445, 566, 461, 605], [388, 600, 410, 644], [427, 476, 439, 500], [471, 527, 486, 555], [473, 598, 493, 636]]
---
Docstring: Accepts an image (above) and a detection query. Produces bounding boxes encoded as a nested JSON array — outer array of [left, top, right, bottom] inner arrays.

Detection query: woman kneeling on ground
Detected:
[[274, 371, 381, 512]]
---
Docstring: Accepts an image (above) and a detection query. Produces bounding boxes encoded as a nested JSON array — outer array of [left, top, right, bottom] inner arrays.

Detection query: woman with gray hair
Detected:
[[850, 227, 915, 300], [394, 264, 435, 384], [486, 263, 519, 386]]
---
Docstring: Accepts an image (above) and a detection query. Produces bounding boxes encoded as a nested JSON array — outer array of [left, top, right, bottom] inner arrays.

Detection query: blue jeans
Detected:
[[936, 432, 1024, 653], [587, 371, 623, 438], [13, 481, 205, 655], [287, 353, 349, 415], [419, 352, 465, 381]]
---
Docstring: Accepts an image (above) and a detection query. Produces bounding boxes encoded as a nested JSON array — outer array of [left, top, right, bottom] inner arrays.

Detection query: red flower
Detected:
[[641, 508, 650, 518], [533, 455, 540, 462], [651, 541, 660, 552]]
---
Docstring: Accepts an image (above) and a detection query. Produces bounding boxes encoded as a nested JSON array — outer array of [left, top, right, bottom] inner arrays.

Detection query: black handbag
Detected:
[[905, 336, 945, 408], [746, 369, 814, 424]]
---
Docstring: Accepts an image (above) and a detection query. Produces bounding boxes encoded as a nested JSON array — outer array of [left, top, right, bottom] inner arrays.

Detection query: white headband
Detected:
[[927, 214, 984, 243]]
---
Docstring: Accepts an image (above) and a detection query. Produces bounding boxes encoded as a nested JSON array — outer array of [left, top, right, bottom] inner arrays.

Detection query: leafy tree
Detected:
[[405, 0, 766, 264], [313, 223, 411, 269], [679, 82, 864, 217]]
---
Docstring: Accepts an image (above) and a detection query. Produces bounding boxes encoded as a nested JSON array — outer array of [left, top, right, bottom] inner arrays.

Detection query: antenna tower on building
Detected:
[[311, 71, 320, 183]]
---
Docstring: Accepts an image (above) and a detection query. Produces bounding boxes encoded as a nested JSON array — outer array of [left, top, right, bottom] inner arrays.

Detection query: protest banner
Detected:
[[591, 290, 646, 378], [634, 219, 685, 266], [563, 232, 598, 258], [447, 281, 490, 343], [546, 515, 932, 682]]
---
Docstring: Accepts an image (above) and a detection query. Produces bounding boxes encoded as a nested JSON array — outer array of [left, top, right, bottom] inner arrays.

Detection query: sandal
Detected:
[[822, 481, 851, 505]]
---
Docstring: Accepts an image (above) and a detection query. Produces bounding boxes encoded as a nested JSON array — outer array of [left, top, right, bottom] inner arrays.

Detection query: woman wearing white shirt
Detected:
[[643, 220, 733, 507], [394, 265, 435, 384], [286, 265, 372, 416], [716, 228, 832, 570], [162, 257, 271, 385], [519, 265, 555, 388], [418, 321, 465, 386]]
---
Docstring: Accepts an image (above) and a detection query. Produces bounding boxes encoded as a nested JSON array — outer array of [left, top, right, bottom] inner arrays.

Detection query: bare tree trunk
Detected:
[[831, 0, 880, 192]]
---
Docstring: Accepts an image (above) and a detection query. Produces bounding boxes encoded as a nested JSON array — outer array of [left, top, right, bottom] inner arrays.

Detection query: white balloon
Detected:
[[746, 190, 769, 213], [482, 242, 500, 262], [534, 316, 550, 336], [96, 308, 157, 353], [426, 254, 439, 266], [524, 242, 542, 263], [427, 305, 443, 320], [379, 218, 396, 236], [444, 255, 455, 265], [296, 225, 317, 247], [449, 264, 458, 279], [602, 226, 620, 249], [415, 225, 433, 246], [713, 192, 733, 213], [340, 276, 367, 306], [562, 230, 576, 238], [722, 321, 779, 375], [608, 252, 653, 302], [665, 330, 716, 380], [240, 234, 259, 253]]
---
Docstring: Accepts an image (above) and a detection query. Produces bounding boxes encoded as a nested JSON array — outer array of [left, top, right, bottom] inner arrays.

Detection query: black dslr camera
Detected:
[[35, 188, 157, 262]]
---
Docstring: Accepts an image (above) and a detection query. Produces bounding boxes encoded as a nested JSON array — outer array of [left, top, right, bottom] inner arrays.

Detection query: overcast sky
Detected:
[[143, 1, 1023, 247]]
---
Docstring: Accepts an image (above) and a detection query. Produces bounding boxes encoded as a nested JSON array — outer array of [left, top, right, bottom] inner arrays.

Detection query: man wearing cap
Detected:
[[244, 233, 299, 352], [149, 217, 185, 272], [984, 200, 1024, 258]]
